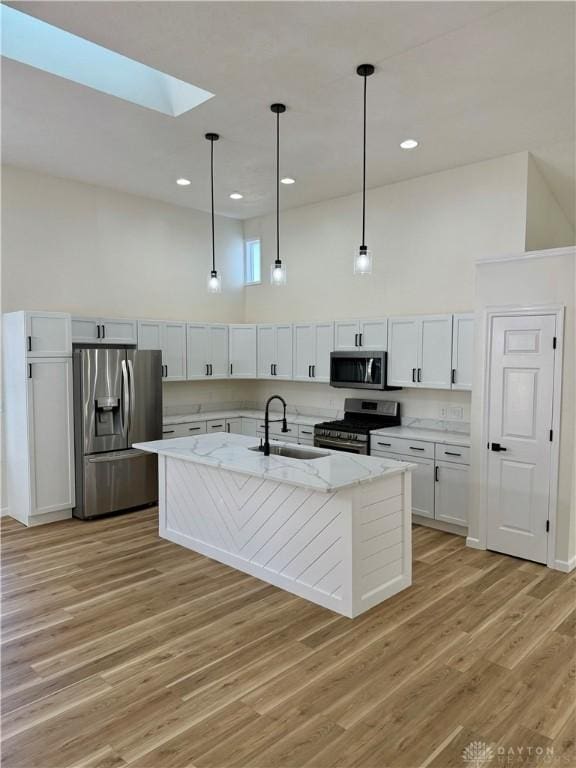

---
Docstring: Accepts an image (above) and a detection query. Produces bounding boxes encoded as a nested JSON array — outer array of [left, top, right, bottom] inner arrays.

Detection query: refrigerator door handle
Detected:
[[127, 358, 136, 435], [121, 359, 130, 438]]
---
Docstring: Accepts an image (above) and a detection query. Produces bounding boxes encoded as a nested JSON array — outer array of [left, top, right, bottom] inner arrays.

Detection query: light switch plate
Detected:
[[447, 406, 464, 421]]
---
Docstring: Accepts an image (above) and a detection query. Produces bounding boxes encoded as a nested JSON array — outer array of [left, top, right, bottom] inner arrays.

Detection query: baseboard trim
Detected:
[[551, 556, 576, 573], [0, 506, 9, 517], [466, 536, 484, 550], [412, 515, 467, 538]]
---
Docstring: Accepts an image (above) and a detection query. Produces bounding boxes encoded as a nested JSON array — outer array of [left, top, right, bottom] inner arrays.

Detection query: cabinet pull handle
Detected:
[[27, 363, 32, 379], [312, 365, 316, 378], [211, 424, 223, 428], [444, 451, 461, 457], [274, 364, 278, 376], [165, 365, 169, 377], [102, 325, 106, 339], [301, 430, 312, 435], [308, 365, 312, 378], [27, 335, 32, 351], [206, 364, 209, 376], [412, 368, 416, 383], [409, 446, 425, 451], [227, 424, 230, 432], [451, 368, 456, 385], [188, 426, 201, 431], [417, 368, 422, 382], [230, 363, 233, 375], [377, 442, 391, 447], [359, 333, 363, 346], [435, 466, 439, 482], [96, 324, 101, 339], [354, 333, 358, 347], [209, 364, 213, 376], [163, 429, 175, 434]]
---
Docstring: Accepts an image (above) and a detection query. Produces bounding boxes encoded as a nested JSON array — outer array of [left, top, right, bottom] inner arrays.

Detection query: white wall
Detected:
[[469, 250, 575, 567], [525, 156, 575, 251]]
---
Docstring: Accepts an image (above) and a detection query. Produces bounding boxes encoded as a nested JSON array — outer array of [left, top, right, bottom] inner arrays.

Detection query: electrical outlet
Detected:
[[447, 406, 464, 421], [439, 407, 448, 418]]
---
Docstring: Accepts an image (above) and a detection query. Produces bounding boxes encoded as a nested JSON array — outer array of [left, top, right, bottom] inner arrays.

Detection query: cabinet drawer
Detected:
[[435, 443, 470, 465], [163, 421, 206, 438], [370, 435, 434, 459], [257, 421, 297, 437], [298, 425, 315, 440], [206, 419, 226, 432]]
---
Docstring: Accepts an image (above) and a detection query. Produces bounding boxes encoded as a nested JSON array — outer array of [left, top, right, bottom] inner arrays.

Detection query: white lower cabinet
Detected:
[[207, 418, 227, 433], [163, 421, 207, 438], [225, 418, 243, 435], [241, 418, 258, 437], [434, 461, 469, 527], [371, 436, 469, 530]]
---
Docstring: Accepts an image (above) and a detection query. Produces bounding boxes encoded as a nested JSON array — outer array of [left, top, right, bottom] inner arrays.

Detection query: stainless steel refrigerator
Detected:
[[72, 347, 162, 519]]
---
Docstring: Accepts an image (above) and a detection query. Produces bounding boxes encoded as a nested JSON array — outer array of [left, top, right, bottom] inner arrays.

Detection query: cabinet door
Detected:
[[257, 325, 276, 378], [187, 324, 209, 379], [313, 322, 334, 382], [27, 358, 75, 515], [27, 313, 72, 357], [138, 321, 163, 351], [209, 325, 229, 379], [163, 323, 187, 381], [275, 324, 293, 379], [435, 461, 469, 526], [387, 317, 419, 386], [226, 418, 243, 434], [419, 315, 453, 389], [359, 318, 388, 350], [241, 418, 258, 437], [293, 324, 315, 381], [101, 319, 137, 345], [452, 313, 474, 390], [72, 317, 101, 345], [229, 325, 257, 378], [334, 321, 359, 351], [410, 457, 435, 518]]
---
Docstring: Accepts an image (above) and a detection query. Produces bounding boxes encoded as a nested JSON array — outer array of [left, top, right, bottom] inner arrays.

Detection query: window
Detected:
[[245, 240, 261, 285]]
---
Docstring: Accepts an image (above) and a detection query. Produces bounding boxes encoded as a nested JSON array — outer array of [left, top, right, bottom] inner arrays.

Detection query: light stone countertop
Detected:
[[163, 410, 324, 428], [135, 433, 415, 493], [370, 425, 471, 447]]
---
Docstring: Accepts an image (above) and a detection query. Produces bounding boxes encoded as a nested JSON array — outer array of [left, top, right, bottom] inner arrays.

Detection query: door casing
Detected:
[[474, 305, 564, 570]]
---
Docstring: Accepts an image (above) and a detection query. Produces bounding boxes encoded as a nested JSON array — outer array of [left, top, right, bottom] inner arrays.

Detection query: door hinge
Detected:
[[552, 336, 557, 349], [549, 429, 553, 442], [546, 520, 550, 533]]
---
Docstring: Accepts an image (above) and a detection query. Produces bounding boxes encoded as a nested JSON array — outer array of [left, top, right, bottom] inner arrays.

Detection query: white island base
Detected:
[[138, 434, 413, 619]]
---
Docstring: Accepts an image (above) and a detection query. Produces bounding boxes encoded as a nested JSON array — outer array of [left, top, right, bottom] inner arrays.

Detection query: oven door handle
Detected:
[[315, 437, 367, 452]]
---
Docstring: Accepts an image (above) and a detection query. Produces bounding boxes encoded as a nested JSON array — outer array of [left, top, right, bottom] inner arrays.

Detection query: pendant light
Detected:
[[206, 132, 222, 293], [270, 103, 287, 286], [353, 64, 375, 276]]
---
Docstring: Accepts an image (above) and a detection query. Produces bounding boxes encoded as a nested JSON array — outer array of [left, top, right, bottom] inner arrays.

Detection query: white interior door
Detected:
[[187, 324, 209, 379], [209, 325, 229, 379], [387, 317, 419, 386], [419, 315, 453, 389], [486, 314, 556, 564], [257, 325, 276, 378]]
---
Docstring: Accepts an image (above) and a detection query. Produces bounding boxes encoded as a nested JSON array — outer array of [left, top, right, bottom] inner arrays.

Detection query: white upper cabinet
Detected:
[[187, 324, 229, 380], [293, 322, 333, 382], [451, 313, 474, 390], [25, 312, 71, 357], [257, 324, 292, 379], [72, 317, 137, 345], [387, 317, 420, 386], [229, 325, 257, 378], [138, 320, 186, 381], [419, 315, 453, 389], [334, 319, 387, 351], [388, 314, 453, 389]]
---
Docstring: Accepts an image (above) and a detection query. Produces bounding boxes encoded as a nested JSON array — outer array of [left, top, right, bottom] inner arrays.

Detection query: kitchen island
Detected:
[[135, 433, 414, 618]]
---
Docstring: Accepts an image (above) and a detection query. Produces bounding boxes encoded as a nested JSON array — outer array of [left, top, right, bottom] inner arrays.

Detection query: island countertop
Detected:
[[135, 432, 414, 493]]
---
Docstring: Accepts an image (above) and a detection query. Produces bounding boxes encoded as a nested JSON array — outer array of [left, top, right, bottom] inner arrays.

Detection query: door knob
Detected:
[[491, 443, 507, 452]]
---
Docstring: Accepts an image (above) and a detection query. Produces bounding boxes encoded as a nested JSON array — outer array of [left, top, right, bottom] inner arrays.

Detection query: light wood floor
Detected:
[[1, 510, 575, 768]]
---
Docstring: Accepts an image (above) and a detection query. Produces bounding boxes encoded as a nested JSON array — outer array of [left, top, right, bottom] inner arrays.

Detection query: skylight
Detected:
[[0, 6, 214, 117]]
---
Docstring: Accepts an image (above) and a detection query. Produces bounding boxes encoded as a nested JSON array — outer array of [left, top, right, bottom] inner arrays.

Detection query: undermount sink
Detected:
[[249, 445, 329, 460]]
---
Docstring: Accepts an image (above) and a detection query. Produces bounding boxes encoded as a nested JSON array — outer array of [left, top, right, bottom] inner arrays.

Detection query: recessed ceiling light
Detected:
[[400, 139, 419, 150], [281, 177, 295, 185], [176, 178, 191, 186], [229, 192, 243, 200]]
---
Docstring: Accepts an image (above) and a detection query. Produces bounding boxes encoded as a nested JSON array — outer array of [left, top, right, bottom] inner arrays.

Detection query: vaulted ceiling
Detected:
[[2, 1, 574, 223]]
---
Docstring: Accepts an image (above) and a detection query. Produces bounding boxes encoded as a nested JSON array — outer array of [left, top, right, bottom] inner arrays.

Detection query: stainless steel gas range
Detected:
[[314, 398, 401, 455]]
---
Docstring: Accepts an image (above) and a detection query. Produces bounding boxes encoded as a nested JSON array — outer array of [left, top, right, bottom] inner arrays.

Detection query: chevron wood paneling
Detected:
[[160, 457, 412, 617]]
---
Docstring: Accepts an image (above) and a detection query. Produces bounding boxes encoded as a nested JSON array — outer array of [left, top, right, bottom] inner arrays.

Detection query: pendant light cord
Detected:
[[361, 72, 367, 249], [276, 110, 280, 262], [210, 137, 216, 273]]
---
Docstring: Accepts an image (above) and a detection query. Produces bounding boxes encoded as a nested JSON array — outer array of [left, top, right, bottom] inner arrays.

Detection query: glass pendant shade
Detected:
[[270, 258, 287, 286], [207, 269, 222, 293], [353, 245, 373, 275]]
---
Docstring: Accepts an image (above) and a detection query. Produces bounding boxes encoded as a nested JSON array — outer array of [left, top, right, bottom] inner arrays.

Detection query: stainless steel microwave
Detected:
[[330, 350, 399, 390]]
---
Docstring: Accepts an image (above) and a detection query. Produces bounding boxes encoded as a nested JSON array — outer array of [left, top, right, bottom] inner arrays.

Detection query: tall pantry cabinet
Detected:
[[3, 312, 75, 525]]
